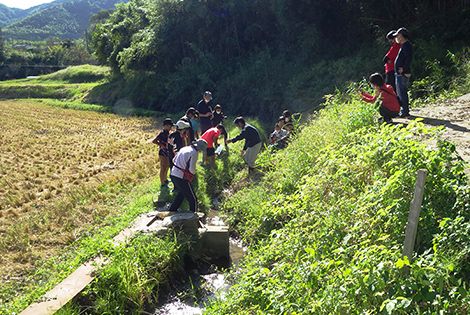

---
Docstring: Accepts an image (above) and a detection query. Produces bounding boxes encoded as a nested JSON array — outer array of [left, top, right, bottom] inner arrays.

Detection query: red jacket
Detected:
[[384, 43, 402, 73], [362, 84, 400, 112]]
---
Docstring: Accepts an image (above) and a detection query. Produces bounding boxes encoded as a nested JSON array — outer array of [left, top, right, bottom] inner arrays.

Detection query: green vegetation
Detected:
[[36, 64, 110, 83], [0, 65, 107, 103], [0, 38, 95, 80], [1, 0, 126, 41], [89, 0, 470, 120], [204, 90, 470, 313], [62, 233, 183, 314], [14, 80, 469, 314], [2, 2, 470, 313]]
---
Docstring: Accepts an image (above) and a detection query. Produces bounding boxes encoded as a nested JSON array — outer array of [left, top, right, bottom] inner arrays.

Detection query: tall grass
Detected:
[[57, 233, 183, 314], [205, 89, 470, 314]]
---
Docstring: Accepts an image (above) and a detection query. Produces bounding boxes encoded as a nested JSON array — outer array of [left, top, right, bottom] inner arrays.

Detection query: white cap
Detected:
[[176, 120, 190, 130]]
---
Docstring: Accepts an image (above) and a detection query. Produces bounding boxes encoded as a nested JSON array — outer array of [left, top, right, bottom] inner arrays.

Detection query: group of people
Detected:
[[152, 91, 262, 213], [360, 27, 413, 123], [270, 110, 295, 149]]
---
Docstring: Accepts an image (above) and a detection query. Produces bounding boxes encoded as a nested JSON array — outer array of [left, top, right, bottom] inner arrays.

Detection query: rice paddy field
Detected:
[[0, 99, 161, 292]]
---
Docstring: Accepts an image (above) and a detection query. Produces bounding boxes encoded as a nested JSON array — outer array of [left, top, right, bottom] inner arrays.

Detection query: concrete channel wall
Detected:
[[19, 206, 229, 315]]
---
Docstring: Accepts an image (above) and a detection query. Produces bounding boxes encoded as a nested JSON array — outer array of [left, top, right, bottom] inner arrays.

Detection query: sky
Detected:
[[0, 0, 54, 10]]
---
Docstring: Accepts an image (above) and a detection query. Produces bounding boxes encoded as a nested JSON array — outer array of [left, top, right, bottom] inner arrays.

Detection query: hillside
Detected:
[[0, 0, 70, 27], [1, 0, 128, 41], [89, 0, 470, 121]]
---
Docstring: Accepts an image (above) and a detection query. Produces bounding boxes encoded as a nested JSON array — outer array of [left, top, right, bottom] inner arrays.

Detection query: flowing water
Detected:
[[153, 200, 246, 314]]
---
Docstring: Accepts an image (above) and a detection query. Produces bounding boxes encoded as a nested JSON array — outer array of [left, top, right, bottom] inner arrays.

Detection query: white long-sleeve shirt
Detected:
[[170, 145, 198, 179]]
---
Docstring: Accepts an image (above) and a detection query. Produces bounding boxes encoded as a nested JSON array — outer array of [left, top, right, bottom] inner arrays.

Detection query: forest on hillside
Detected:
[[90, 0, 470, 121], [1, 0, 127, 40]]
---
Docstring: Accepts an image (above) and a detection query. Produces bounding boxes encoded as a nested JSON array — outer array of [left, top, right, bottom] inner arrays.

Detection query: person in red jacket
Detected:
[[361, 73, 400, 123], [383, 30, 402, 92]]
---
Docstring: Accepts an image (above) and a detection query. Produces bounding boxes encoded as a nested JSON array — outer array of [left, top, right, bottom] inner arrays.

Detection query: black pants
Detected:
[[385, 71, 396, 92], [169, 175, 197, 212], [379, 106, 399, 122]]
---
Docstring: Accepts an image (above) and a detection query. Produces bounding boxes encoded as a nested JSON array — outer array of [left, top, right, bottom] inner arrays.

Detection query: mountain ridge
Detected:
[[0, 0, 71, 27], [0, 0, 127, 41]]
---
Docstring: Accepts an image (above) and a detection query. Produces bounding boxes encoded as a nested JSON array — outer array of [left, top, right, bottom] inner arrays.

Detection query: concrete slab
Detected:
[[198, 225, 230, 260], [20, 256, 104, 315], [18, 209, 227, 315]]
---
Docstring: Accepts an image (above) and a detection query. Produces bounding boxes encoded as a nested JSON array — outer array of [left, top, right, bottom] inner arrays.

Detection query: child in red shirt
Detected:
[[200, 124, 227, 171], [361, 73, 400, 123]]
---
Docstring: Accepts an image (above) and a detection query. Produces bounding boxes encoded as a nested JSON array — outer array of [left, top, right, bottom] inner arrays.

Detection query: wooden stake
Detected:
[[402, 169, 428, 263]]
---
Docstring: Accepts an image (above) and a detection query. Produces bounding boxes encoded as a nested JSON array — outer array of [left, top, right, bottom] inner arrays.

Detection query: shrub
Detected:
[[207, 88, 470, 314]]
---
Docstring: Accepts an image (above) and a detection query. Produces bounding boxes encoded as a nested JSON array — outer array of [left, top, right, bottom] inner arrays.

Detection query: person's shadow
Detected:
[[391, 115, 470, 132]]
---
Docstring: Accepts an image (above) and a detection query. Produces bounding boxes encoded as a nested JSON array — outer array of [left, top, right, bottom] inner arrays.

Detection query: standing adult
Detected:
[[169, 139, 207, 212], [225, 117, 261, 173], [394, 27, 413, 117], [180, 107, 197, 142], [197, 91, 214, 134], [383, 30, 402, 92]]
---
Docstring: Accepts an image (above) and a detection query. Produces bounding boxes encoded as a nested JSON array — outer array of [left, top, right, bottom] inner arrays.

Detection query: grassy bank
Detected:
[[0, 92, 266, 313], [205, 90, 470, 313]]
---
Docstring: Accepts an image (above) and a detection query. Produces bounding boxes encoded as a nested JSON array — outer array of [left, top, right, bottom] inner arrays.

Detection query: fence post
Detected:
[[402, 169, 428, 267]]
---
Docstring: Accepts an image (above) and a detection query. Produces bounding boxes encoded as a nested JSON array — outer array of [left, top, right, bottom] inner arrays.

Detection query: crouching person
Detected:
[[225, 116, 261, 173], [169, 139, 208, 212]]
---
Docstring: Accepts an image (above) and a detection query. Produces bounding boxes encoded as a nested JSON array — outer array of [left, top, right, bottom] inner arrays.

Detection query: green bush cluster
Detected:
[[88, 0, 470, 122], [206, 89, 470, 314]]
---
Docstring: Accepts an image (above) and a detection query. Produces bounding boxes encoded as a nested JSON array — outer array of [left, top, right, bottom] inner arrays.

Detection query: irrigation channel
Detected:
[[153, 200, 246, 315]]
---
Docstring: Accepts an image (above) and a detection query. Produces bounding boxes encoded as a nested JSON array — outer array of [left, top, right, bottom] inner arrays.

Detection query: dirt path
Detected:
[[396, 94, 470, 166]]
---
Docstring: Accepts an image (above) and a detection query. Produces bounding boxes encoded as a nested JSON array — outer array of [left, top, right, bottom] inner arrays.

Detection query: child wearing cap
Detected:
[[152, 118, 174, 189], [169, 139, 207, 212], [169, 120, 191, 169]]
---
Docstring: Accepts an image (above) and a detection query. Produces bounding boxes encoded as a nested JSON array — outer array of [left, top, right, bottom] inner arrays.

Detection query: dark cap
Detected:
[[204, 91, 213, 100], [163, 118, 174, 126], [233, 116, 245, 125], [393, 27, 409, 37], [386, 30, 396, 39]]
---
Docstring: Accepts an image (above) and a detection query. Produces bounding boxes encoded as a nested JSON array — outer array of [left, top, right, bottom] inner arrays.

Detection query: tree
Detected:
[[0, 27, 4, 66]]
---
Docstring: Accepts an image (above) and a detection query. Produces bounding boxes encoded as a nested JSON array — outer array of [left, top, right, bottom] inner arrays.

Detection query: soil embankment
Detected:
[[399, 94, 470, 167]]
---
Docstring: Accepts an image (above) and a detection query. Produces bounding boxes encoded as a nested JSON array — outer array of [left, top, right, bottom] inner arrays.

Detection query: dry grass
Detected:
[[0, 100, 161, 284]]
